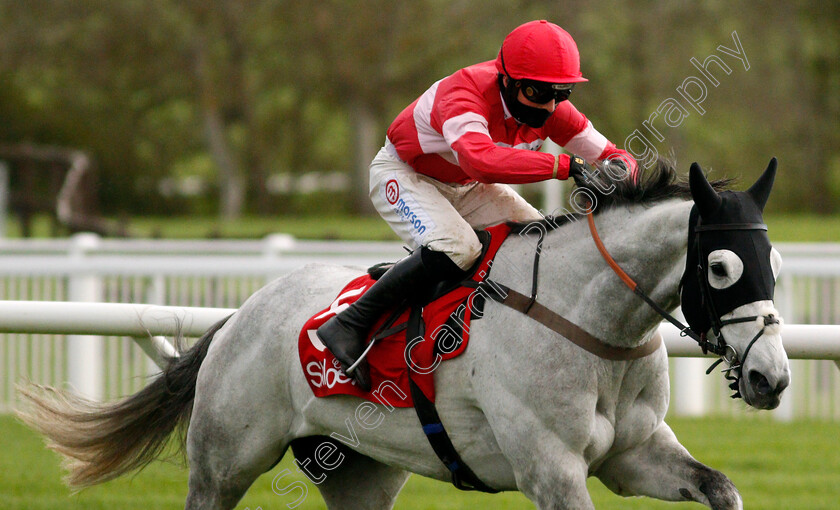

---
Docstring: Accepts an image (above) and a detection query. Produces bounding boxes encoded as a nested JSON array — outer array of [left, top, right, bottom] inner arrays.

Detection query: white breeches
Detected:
[[369, 145, 542, 270]]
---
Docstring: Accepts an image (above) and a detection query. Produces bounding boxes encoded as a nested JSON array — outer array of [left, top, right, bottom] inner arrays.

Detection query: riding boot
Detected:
[[317, 247, 466, 391]]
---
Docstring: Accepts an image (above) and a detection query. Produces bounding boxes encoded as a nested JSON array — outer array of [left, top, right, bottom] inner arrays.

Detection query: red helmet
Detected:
[[495, 20, 588, 83]]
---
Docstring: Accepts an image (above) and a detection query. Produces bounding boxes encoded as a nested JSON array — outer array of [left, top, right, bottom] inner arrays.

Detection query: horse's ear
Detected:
[[747, 157, 777, 212], [689, 162, 722, 218]]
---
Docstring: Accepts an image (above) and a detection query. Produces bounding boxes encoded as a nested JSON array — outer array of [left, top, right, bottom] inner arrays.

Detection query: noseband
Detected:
[[587, 211, 779, 399]]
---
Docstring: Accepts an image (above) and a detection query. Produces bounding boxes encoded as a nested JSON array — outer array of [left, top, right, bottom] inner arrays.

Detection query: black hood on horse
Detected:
[[680, 159, 778, 338]]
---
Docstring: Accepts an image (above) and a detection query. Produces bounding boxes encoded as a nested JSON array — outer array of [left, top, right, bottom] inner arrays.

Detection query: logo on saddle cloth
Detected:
[[297, 223, 512, 407]]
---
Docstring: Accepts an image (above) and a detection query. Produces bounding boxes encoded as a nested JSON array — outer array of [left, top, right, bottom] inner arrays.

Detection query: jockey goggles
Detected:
[[518, 79, 575, 104]]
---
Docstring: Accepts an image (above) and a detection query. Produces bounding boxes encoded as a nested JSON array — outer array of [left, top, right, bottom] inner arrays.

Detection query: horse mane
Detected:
[[509, 157, 734, 233]]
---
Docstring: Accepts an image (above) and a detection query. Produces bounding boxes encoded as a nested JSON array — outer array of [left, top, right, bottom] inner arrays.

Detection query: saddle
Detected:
[[298, 223, 511, 407]]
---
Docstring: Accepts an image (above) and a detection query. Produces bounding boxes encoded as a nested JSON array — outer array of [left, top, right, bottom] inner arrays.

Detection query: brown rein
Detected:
[[587, 210, 637, 292]]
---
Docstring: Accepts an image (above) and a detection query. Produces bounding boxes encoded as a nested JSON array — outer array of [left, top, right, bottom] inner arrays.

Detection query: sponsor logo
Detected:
[[306, 358, 355, 388], [385, 179, 400, 205], [380, 175, 435, 245], [394, 198, 427, 237]]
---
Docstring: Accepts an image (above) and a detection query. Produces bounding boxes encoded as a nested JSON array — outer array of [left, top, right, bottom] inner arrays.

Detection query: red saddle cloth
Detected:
[[298, 223, 512, 407]]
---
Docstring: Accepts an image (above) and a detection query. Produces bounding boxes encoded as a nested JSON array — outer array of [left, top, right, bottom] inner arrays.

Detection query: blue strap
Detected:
[[423, 423, 444, 435]]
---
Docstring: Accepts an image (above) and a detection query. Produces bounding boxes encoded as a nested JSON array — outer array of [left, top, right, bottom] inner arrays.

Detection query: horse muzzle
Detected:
[[743, 367, 790, 409], [739, 339, 791, 410]]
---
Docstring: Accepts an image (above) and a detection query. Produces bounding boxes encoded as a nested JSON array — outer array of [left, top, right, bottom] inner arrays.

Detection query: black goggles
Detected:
[[516, 79, 575, 104]]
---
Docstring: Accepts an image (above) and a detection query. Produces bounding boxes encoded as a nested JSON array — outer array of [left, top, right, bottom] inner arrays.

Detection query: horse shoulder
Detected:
[[606, 349, 671, 455]]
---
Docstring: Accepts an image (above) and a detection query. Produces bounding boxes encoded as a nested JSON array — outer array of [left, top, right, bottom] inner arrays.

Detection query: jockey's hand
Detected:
[[605, 158, 629, 182], [606, 153, 639, 184], [597, 144, 639, 184], [568, 154, 593, 188]]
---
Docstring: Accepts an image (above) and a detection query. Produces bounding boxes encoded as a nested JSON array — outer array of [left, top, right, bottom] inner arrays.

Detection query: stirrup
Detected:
[[345, 337, 377, 375]]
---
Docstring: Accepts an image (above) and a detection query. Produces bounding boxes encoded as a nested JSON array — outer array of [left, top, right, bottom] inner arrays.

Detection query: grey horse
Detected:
[[19, 159, 789, 509]]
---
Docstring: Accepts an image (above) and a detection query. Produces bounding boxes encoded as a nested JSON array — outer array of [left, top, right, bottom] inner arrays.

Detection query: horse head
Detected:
[[681, 158, 790, 409]]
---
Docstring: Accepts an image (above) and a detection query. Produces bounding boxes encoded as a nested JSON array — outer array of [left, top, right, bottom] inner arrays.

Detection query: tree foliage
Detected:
[[0, 0, 837, 217]]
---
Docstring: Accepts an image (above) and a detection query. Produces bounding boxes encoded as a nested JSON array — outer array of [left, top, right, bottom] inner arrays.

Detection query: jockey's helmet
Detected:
[[495, 20, 588, 84]]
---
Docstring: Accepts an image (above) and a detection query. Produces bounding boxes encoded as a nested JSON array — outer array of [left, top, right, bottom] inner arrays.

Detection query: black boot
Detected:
[[317, 247, 465, 391]]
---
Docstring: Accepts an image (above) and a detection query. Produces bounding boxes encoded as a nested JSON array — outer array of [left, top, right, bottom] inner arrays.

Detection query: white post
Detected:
[[143, 274, 168, 376], [669, 308, 708, 417], [774, 273, 795, 325], [673, 358, 708, 416], [66, 233, 104, 400], [134, 336, 179, 370], [262, 233, 295, 259], [773, 363, 795, 422], [0, 161, 8, 238]]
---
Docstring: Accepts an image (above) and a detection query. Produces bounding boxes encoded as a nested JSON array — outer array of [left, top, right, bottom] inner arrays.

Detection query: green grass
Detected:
[[5, 212, 839, 242], [125, 213, 840, 242], [2, 214, 401, 242], [764, 213, 840, 243], [2, 414, 838, 509], [123, 215, 401, 241]]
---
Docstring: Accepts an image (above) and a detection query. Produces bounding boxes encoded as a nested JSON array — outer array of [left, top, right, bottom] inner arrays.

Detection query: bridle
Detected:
[[587, 209, 779, 399]]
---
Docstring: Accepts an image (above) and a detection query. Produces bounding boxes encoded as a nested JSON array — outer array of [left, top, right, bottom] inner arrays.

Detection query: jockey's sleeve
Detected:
[[432, 82, 574, 183], [448, 128, 573, 183], [555, 107, 639, 179], [561, 119, 609, 162]]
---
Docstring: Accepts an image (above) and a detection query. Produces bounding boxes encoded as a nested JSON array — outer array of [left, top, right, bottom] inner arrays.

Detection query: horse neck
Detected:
[[493, 200, 693, 348]]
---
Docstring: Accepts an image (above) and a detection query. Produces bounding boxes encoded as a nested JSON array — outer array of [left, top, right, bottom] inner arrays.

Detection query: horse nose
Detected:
[[748, 369, 790, 396]]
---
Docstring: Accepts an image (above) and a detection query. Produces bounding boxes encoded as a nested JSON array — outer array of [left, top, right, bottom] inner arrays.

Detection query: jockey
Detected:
[[318, 20, 637, 390]]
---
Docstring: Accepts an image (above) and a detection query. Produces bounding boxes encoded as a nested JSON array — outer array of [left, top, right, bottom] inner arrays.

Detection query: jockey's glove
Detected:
[[568, 154, 593, 188]]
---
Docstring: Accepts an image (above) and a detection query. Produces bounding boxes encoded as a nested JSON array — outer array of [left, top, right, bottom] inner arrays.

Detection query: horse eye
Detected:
[[707, 249, 743, 289]]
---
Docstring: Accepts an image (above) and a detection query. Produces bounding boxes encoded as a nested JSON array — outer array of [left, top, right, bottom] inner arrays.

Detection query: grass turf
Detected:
[[2, 414, 837, 509], [125, 212, 840, 242], [5, 212, 839, 242]]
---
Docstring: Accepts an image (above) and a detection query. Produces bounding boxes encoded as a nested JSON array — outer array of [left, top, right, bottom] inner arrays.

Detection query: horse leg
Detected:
[[183, 404, 290, 510], [290, 436, 410, 510], [182, 331, 293, 509], [481, 400, 594, 509], [594, 422, 742, 510], [510, 444, 594, 510]]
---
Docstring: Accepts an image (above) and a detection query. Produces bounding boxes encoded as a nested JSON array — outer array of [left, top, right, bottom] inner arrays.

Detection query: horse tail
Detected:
[[16, 315, 232, 489]]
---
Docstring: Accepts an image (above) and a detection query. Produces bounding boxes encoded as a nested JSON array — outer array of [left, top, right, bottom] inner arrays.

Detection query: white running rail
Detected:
[[0, 235, 837, 420]]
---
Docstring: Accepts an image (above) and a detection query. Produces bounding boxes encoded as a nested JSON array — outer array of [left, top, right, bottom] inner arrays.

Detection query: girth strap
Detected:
[[405, 305, 499, 493], [481, 281, 662, 361]]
